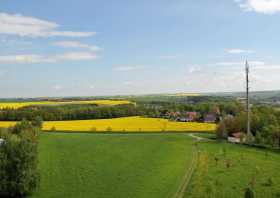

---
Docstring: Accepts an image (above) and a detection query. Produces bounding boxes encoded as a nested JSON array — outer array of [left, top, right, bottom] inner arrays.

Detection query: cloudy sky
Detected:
[[0, 0, 280, 97]]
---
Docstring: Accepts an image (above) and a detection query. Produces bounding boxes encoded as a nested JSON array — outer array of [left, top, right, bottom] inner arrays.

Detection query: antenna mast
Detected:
[[245, 61, 250, 135]]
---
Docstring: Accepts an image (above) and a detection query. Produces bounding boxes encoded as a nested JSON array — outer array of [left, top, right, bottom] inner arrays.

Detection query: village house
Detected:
[[167, 111, 181, 120], [0, 138, 4, 146], [204, 114, 216, 123], [168, 111, 199, 122], [228, 132, 244, 144], [186, 112, 198, 122]]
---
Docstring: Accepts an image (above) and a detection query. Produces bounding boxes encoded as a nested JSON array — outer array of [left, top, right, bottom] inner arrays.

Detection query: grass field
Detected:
[[26, 132, 280, 198], [0, 116, 216, 132], [186, 141, 280, 198], [30, 133, 194, 198], [0, 99, 131, 109]]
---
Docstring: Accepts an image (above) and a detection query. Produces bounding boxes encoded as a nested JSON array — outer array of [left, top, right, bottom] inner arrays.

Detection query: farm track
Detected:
[[172, 134, 200, 198]]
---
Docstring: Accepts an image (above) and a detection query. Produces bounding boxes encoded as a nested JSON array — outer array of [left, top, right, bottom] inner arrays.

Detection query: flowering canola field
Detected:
[[0, 116, 216, 132], [0, 100, 131, 109]]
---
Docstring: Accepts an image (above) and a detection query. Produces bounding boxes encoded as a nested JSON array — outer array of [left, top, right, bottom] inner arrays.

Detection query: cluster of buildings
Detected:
[[165, 111, 217, 123]]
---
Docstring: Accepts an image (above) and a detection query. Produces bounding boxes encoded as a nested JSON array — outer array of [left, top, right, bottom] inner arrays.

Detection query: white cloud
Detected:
[[0, 55, 54, 64], [225, 48, 254, 54], [89, 84, 95, 89], [214, 61, 265, 66], [0, 52, 98, 64], [249, 61, 266, 66], [114, 65, 142, 71], [52, 85, 63, 91], [254, 64, 280, 70], [182, 62, 280, 92], [54, 52, 97, 61], [237, 0, 280, 14], [0, 12, 95, 37], [187, 65, 202, 74], [53, 41, 101, 51], [214, 61, 244, 66]]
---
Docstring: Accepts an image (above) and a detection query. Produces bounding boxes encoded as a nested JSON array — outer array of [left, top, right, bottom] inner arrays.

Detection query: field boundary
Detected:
[[42, 130, 215, 135]]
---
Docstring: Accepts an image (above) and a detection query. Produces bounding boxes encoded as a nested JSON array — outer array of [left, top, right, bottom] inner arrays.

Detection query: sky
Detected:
[[0, 0, 280, 98]]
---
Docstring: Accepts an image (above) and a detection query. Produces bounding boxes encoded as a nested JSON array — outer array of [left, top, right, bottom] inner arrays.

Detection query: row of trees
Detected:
[[0, 118, 42, 197], [0, 104, 140, 121], [217, 105, 280, 148]]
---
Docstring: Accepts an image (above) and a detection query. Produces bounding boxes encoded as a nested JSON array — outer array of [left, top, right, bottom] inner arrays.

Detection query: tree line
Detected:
[[217, 105, 280, 148], [0, 104, 140, 121]]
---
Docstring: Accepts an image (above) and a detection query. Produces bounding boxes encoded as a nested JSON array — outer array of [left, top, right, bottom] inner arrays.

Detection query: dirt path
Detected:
[[172, 134, 200, 198], [188, 133, 204, 141]]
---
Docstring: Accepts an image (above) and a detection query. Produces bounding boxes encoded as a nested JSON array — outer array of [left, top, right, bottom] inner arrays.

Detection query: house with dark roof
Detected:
[[204, 114, 216, 123]]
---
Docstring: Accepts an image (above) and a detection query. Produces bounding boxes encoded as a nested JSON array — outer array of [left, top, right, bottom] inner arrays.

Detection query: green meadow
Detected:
[[30, 132, 280, 198], [186, 141, 280, 198], [31, 133, 194, 198]]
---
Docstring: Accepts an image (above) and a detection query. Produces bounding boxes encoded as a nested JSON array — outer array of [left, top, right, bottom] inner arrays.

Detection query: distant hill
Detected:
[[207, 90, 280, 104]]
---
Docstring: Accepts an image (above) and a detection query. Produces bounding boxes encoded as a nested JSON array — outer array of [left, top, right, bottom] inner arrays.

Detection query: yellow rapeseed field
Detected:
[[0, 116, 216, 132], [0, 100, 131, 109]]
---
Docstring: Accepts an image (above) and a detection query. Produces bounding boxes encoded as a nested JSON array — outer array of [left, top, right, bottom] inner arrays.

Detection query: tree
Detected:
[[216, 120, 227, 140], [223, 116, 239, 135], [255, 131, 263, 145], [31, 116, 43, 129], [271, 125, 280, 148], [0, 120, 40, 197]]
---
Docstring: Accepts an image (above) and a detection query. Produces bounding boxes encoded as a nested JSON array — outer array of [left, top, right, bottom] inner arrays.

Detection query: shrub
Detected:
[[246, 132, 255, 145]]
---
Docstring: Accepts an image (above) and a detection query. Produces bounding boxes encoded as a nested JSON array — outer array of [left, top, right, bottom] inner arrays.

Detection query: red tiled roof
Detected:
[[232, 132, 242, 138]]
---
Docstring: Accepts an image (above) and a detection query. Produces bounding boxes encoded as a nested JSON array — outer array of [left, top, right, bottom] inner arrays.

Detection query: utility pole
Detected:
[[245, 60, 250, 136]]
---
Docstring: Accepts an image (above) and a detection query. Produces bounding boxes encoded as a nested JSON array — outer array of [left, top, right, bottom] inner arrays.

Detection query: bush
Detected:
[[0, 120, 40, 197], [246, 132, 255, 145]]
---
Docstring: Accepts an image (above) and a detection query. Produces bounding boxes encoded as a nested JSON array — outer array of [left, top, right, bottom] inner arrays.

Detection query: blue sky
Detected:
[[0, 0, 280, 97]]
